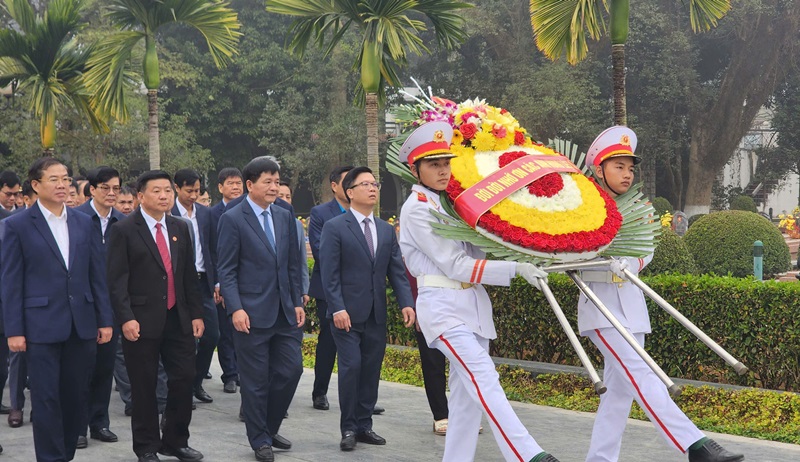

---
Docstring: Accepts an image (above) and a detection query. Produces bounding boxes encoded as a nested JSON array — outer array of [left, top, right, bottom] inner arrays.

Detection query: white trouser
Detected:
[[585, 328, 705, 462], [431, 325, 544, 462]]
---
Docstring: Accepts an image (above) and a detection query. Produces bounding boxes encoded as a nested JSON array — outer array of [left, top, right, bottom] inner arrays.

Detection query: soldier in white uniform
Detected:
[[579, 126, 744, 462], [398, 122, 559, 462]]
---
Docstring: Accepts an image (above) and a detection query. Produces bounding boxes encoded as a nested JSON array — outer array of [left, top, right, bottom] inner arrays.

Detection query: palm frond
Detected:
[[688, 0, 731, 32], [4, 0, 37, 35], [549, 137, 591, 176], [386, 141, 417, 184], [529, 0, 605, 64], [84, 30, 143, 123], [164, 0, 242, 68]]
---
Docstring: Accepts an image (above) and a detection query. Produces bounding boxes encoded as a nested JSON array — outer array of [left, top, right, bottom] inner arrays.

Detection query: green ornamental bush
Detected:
[[651, 196, 673, 217], [730, 194, 758, 213], [684, 211, 790, 278], [641, 228, 697, 276], [688, 214, 705, 228]]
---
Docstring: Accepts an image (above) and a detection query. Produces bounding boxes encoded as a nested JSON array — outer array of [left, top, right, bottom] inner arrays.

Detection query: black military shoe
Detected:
[[340, 431, 356, 451], [688, 439, 744, 462]]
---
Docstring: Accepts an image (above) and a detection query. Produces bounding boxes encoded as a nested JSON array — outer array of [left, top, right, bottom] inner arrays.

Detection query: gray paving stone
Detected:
[[1, 354, 797, 461]]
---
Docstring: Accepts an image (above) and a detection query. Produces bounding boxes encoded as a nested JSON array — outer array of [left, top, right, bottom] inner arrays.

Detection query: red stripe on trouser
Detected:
[[439, 334, 524, 462], [595, 329, 685, 452]]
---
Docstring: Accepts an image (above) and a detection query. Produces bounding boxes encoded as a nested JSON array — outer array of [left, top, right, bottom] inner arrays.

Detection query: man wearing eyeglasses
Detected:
[[1, 157, 114, 462], [74, 166, 126, 448], [319, 166, 415, 451], [0, 171, 21, 212]]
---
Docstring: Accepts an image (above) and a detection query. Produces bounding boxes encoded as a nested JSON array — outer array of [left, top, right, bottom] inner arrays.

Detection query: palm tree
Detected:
[[529, 0, 731, 126], [265, 0, 471, 210], [85, 0, 241, 169], [0, 0, 108, 153]]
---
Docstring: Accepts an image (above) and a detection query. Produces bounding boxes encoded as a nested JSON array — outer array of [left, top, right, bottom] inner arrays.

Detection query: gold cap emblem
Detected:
[[620, 134, 630, 146], [433, 130, 445, 142]]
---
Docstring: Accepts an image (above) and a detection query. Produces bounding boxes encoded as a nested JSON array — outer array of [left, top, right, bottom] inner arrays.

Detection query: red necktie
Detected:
[[155, 223, 176, 309]]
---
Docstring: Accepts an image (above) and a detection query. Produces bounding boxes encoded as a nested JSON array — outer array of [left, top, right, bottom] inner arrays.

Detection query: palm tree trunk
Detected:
[[366, 92, 380, 216], [148, 89, 160, 170], [40, 111, 56, 155], [612, 43, 626, 126]]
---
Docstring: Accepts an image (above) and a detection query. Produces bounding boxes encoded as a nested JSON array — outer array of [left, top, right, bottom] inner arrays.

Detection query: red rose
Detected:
[[460, 123, 478, 140], [498, 151, 527, 168], [460, 112, 478, 124], [514, 131, 526, 145], [520, 235, 536, 248]]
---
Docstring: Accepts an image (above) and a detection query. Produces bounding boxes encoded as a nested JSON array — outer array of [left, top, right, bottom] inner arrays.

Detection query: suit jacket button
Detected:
[[162, 296, 166, 300], [163, 276, 167, 280]]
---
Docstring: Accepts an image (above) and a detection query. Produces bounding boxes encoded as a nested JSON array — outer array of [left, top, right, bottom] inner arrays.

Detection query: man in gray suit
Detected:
[[216, 157, 305, 462]]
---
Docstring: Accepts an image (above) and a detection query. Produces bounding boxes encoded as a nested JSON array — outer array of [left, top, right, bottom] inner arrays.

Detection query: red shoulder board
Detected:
[[417, 192, 428, 202]]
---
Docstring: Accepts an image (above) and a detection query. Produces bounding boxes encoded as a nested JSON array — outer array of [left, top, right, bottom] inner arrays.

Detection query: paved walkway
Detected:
[[1, 356, 798, 462]]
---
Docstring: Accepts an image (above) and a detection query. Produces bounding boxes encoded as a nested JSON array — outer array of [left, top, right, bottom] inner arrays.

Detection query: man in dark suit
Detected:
[[0, 171, 21, 212], [319, 166, 415, 451], [1, 157, 114, 462], [74, 166, 126, 447], [308, 166, 351, 411], [209, 167, 244, 393], [217, 157, 305, 462], [172, 169, 219, 404], [0, 205, 12, 454], [107, 171, 205, 462]]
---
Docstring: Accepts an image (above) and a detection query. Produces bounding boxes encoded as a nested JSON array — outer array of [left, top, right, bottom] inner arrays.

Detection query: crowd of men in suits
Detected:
[[0, 156, 420, 462]]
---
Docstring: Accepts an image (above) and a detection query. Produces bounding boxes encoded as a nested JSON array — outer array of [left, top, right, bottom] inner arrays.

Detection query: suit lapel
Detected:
[[345, 212, 373, 262], [242, 203, 276, 257], [167, 216, 181, 276], [374, 219, 391, 262], [135, 210, 166, 272], [29, 204, 67, 270]]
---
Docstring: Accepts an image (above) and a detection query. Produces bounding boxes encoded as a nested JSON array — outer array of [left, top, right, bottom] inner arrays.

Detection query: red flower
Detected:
[[460, 123, 478, 140], [498, 151, 527, 168], [527, 173, 564, 198], [492, 124, 507, 139], [500, 108, 508, 114], [460, 112, 478, 124], [514, 131, 526, 145]]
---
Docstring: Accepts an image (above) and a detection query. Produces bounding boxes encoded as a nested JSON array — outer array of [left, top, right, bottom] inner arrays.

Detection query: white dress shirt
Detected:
[[89, 199, 111, 238], [37, 200, 69, 269], [246, 196, 276, 248], [175, 200, 205, 272], [141, 209, 170, 257]]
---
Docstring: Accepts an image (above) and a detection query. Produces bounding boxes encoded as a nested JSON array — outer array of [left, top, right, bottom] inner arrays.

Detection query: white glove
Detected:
[[609, 259, 629, 279], [515, 262, 548, 291]]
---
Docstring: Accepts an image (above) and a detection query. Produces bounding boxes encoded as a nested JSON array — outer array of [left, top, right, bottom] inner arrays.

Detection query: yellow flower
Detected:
[[452, 129, 464, 146]]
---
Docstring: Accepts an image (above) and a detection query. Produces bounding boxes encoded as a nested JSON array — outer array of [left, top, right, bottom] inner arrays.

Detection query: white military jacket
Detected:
[[399, 184, 517, 345], [577, 255, 654, 335]]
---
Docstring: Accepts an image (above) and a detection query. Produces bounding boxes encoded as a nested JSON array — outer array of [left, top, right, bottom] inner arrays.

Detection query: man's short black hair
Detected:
[[279, 181, 291, 191], [242, 157, 280, 184], [218, 167, 243, 184], [119, 185, 136, 197], [136, 170, 172, 193], [341, 166, 373, 204], [174, 168, 201, 188], [82, 180, 92, 197], [69, 183, 79, 193], [0, 171, 21, 190], [27, 157, 64, 183], [21, 180, 35, 198], [89, 166, 120, 188], [329, 166, 354, 185]]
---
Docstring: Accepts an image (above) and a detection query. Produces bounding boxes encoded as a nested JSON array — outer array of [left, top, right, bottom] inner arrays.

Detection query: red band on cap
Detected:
[[594, 143, 634, 166], [408, 141, 451, 164]]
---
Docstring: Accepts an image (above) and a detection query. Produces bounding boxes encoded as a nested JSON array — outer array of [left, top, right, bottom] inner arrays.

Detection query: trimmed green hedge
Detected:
[[641, 228, 697, 276], [305, 261, 800, 391], [730, 195, 758, 213], [652, 196, 673, 217], [684, 211, 790, 278]]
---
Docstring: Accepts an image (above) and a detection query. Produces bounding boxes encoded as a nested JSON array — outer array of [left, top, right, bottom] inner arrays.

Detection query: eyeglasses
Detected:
[[350, 182, 381, 190], [97, 185, 121, 194], [40, 176, 73, 186], [2, 191, 20, 197]]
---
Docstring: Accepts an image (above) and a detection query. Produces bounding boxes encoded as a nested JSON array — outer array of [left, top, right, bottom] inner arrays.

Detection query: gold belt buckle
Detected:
[[611, 274, 625, 284], [461, 282, 474, 289]]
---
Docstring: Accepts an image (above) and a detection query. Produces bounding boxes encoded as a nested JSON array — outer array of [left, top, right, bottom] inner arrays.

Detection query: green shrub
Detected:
[[652, 196, 673, 217], [730, 195, 758, 213], [641, 228, 697, 276], [684, 211, 790, 278], [688, 214, 705, 228]]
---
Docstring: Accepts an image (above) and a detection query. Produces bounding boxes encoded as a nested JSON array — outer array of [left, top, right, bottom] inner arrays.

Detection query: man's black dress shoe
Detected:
[[340, 431, 356, 451], [76, 435, 88, 449], [312, 395, 329, 410], [7, 409, 22, 427], [223, 380, 237, 393], [90, 427, 119, 442], [271, 434, 291, 450], [194, 386, 213, 403], [254, 444, 274, 462], [0, 404, 10, 414], [125, 407, 133, 417], [688, 439, 744, 462], [205, 372, 212, 379], [372, 405, 385, 415], [356, 430, 386, 445], [138, 453, 160, 462], [158, 446, 204, 461]]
